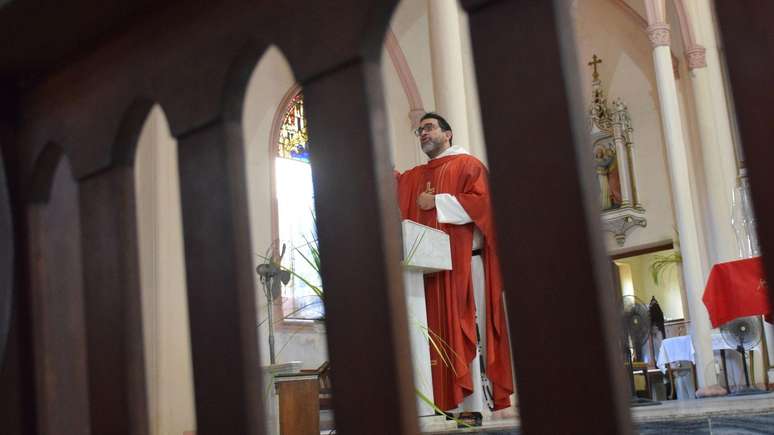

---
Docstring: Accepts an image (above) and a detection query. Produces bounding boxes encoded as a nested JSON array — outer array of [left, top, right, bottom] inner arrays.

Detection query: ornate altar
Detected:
[[588, 55, 646, 246]]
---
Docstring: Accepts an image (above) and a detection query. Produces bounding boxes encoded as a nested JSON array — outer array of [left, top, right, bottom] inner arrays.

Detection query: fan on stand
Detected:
[[256, 243, 291, 365], [720, 316, 769, 396], [622, 295, 660, 406]]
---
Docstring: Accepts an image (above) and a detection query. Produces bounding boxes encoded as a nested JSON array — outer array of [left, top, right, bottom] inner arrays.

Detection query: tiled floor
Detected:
[[423, 392, 774, 434]]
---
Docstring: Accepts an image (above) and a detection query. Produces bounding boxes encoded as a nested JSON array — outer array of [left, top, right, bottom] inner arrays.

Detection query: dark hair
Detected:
[[420, 112, 453, 145]]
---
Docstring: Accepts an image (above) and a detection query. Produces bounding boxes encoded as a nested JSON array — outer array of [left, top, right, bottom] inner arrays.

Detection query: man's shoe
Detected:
[[457, 412, 483, 428], [435, 410, 456, 420]]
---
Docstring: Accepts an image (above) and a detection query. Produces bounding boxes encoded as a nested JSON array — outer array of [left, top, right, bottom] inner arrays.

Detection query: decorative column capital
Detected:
[[647, 23, 671, 47], [686, 45, 707, 70]]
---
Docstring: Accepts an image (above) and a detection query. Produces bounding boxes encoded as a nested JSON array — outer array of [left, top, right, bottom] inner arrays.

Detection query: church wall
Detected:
[[384, 0, 436, 172], [573, 0, 678, 253], [623, 252, 685, 321], [459, 10, 489, 166], [380, 47, 414, 171], [384, 0, 490, 170], [135, 106, 197, 435]]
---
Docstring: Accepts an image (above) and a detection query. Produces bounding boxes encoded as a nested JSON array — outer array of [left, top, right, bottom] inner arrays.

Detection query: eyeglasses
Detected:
[[413, 124, 438, 137]]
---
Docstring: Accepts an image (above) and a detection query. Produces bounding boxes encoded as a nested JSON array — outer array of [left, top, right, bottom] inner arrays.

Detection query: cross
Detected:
[[588, 54, 602, 81]]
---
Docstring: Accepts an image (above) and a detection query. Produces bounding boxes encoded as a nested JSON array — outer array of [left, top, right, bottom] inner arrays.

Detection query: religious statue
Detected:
[[594, 140, 622, 210]]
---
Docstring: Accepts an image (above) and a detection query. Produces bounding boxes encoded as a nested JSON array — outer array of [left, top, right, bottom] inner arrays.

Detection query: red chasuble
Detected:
[[398, 153, 514, 411]]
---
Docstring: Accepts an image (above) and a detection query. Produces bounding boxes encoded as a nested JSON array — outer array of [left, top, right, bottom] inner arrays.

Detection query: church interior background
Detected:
[[2, 0, 773, 434], [131, 0, 774, 433]]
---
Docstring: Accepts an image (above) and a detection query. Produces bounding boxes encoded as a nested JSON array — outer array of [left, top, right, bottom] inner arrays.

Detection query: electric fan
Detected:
[[256, 243, 291, 364], [720, 316, 769, 396], [622, 295, 660, 406], [623, 295, 652, 362]]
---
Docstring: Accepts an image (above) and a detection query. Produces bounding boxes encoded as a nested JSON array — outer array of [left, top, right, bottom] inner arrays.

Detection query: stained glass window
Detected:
[[277, 92, 309, 162], [275, 91, 322, 320]]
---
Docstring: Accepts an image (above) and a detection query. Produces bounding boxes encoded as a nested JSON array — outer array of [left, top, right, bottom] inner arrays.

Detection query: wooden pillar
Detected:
[[462, 0, 633, 432], [176, 121, 264, 435], [78, 165, 149, 435], [26, 154, 91, 435], [0, 138, 29, 435], [714, 1, 774, 321], [0, 143, 12, 376], [303, 60, 418, 435]]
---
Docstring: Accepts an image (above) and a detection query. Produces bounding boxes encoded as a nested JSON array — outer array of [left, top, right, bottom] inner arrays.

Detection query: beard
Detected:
[[421, 137, 444, 156]]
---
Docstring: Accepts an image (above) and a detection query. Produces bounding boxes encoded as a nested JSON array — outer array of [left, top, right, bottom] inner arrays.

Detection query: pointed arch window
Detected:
[[274, 91, 323, 320], [278, 92, 310, 162]]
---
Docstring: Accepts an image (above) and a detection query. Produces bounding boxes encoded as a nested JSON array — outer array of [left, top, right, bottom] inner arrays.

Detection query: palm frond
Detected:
[[415, 319, 463, 377], [414, 389, 471, 428], [649, 251, 682, 285]]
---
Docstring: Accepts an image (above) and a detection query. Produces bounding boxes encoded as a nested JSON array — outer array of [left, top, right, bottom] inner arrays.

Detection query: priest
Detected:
[[397, 113, 513, 423]]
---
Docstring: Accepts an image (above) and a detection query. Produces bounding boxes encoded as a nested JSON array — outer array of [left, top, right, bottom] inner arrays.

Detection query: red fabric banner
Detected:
[[702, 257, 773, 328]]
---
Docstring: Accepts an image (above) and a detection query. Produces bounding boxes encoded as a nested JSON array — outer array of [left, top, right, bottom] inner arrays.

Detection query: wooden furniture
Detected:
[[665, 362, 698, 400], [657, 336, 698, 399], [300, 361, 333, 410], [631, 362, 651, 399], [274, 373, 320, 435]]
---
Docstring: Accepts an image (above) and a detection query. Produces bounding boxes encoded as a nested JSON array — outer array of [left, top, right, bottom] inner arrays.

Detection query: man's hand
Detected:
[[417, 182, 435, 211]]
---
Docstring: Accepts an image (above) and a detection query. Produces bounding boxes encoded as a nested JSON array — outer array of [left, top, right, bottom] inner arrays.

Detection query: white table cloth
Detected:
[[656, 335, 696, 373]]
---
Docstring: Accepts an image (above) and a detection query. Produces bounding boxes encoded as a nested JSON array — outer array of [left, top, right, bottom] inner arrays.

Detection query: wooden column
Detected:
[[714, 1, 774, 315], [26, 155, 91, 435], [176, 121, 264, 435], [462, 0, 633, 432], [0, 144, 11, 372], [78, 165, 149, 435], [1, 116, 37, 434], [303, 60, 418, 435], [0, 138, 29, 435]]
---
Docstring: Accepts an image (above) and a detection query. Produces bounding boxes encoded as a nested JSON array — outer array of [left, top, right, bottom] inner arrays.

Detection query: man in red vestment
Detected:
[[397, 113, 513, 423]]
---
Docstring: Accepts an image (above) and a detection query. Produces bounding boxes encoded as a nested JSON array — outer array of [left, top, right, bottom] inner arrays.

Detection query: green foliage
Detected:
[[415, 388, 471, 428], [649, 251, 682, 286], [287, 235, 324, 300], [416, 320, 460, 377]]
